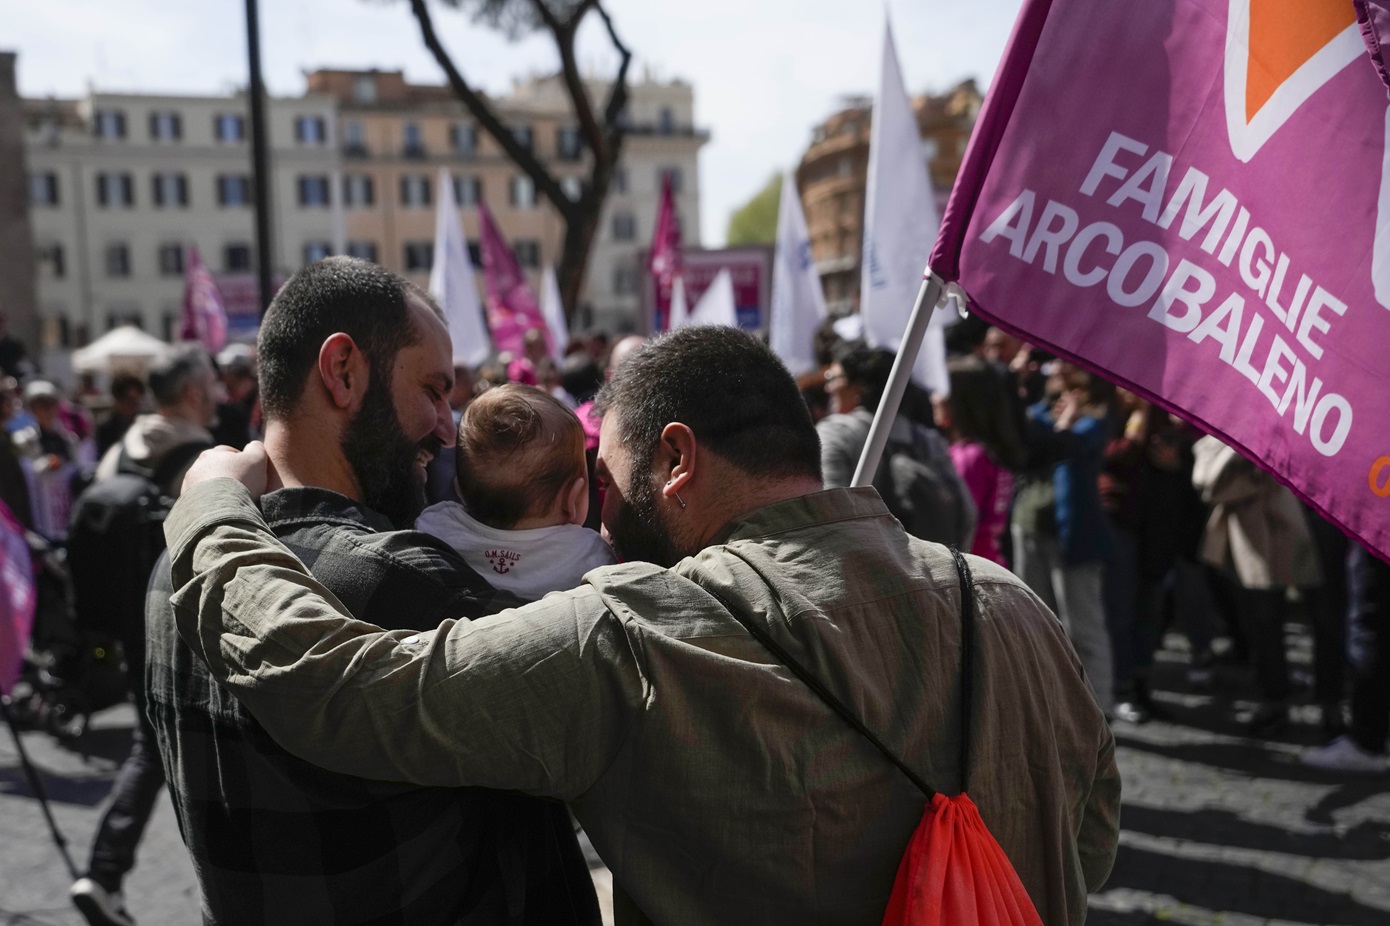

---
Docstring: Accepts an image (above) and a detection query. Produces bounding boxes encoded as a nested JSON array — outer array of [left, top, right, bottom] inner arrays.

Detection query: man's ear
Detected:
[[317, 333, 367, 410], [561, 471, 588, 526], [656, 422, 696, 501]]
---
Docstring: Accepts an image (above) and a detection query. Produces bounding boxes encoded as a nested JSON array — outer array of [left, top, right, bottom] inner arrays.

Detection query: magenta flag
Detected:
[[0, 500, 35, 696], [1358, 1, 1390, 91], [932, 0, 1390, 560], [477, 201, 549, 357], [648, 174, 684, 332], [180, 246, 228, 353]]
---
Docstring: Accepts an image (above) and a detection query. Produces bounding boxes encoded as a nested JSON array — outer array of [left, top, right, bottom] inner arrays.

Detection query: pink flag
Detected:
[[478, 201, 549, 358], [648, 174, 684, 332], [932, 0, 1390, 560], [0, 500, 35, 696], [180, 246, 228, 353]]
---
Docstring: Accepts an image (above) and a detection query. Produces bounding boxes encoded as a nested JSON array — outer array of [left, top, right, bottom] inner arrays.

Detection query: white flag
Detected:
[[668, 274, 691, 329], [540, 264, 568, 362], [770, 172, 827, 376], [688, 268, 739, 328], [430, 168, 490, 367], [861, 18, 949, 396]]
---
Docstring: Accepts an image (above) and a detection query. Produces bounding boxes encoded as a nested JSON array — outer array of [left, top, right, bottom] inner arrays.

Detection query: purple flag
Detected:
[[180, 246, 228, 353], [1356, 0, 1390, 93], [932, 0, 1390, 560], [0, 500, 35, 696], [477, 201, 549, 358], [648, 174, 684, 332]]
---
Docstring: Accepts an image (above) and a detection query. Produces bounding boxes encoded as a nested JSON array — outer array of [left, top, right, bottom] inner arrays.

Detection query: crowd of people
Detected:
[[0, 255, 1384, 926], [799, 315, 1387, 772]]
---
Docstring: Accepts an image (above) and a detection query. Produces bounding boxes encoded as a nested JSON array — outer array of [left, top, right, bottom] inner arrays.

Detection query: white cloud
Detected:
[[10, 0, 1023, 245]]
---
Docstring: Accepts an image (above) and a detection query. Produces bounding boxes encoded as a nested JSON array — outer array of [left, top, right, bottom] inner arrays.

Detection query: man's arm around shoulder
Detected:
[[165, 475, 646, 799]]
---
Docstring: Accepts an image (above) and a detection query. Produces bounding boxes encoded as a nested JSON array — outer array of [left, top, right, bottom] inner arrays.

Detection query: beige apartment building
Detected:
[[797, 80, 982, 315], [306, 68, 706, 333], [21, 67, 705, 367], [24, 87, 341, 364]]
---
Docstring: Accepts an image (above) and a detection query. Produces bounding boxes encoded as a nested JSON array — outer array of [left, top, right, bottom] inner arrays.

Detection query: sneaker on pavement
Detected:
[[1112, 700, 1151, 724], [1301, 735, 1389, 775], [70, 877, 135, 926]]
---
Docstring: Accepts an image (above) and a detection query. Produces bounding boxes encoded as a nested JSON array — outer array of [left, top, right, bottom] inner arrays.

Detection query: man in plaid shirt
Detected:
[[137, 259, 598, 926]]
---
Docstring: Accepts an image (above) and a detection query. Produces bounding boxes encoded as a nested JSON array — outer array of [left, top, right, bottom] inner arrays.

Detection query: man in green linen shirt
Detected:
[[167, 326, 1119, 926]]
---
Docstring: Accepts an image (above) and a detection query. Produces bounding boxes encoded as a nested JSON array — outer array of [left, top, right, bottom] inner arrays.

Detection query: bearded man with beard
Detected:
[[164, 326, 1120, 926], [139, 258, 599, 926]]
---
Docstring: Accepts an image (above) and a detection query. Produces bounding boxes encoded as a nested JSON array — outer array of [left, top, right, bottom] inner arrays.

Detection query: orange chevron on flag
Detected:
[[1225, 0, 1362, 161], [1246, 0, 1357, 121]]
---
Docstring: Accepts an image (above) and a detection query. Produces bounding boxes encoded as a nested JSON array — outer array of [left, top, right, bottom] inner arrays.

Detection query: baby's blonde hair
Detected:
[[455, 384, 585, 529]]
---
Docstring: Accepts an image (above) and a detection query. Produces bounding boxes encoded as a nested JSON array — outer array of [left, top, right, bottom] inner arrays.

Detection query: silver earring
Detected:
[[674, 491, 687, 510]]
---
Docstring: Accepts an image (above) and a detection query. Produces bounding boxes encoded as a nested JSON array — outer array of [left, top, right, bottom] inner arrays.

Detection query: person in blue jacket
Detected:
[[1012, 361, 1117, 715]]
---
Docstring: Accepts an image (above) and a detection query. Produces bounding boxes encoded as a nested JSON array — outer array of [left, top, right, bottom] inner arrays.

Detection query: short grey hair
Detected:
[[148, 345, 213, 408]]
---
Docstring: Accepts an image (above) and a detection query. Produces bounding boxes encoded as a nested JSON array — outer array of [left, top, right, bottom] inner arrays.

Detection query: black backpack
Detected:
[[66, 441, 209, 637], [873, 425, 978, 549]]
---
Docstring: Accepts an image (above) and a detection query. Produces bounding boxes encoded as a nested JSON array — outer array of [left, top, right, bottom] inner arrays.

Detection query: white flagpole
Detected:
[[851, 270, 947, 487]]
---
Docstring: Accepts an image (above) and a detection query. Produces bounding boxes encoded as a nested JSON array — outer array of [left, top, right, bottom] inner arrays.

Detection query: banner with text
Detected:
[[932, 0, 1390, 559]]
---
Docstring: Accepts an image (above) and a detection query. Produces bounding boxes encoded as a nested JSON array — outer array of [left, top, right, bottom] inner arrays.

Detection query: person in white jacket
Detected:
[[416, 383, 614, 602]]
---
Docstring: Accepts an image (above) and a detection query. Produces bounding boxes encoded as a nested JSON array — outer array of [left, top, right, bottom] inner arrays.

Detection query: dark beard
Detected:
[[607, 469, 687, 568], [341, 373, 440, 529]]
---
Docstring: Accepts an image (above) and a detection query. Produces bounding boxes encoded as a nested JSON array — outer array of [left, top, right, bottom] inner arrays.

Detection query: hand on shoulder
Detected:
[[182, 440, 280, 498]]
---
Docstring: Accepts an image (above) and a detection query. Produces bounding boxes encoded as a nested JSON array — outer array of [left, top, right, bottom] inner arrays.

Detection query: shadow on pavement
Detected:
[[1086, 909, 1157, 926], [0, 903, 77, 925], [1107, 844, 1389, 925], [1307, 781, 1390, 826], [1122, 804, 1390, 861], [1114, 731, 1358, 785], [0, 764, 116, 808]]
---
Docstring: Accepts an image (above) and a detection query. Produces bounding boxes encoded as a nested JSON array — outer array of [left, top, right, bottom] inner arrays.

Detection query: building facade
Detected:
[[306, 68, 706, 335], [22, 68, 705, 360], [537, 75, 707, 332], [797, 80, 982, 315], [23, 88, 341, 357]]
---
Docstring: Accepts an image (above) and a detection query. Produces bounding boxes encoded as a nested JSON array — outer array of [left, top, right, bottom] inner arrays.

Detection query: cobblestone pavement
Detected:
[[1089, 633, 1390, 926], [0, 702, 614, 926], [3, 631, 1388, 925]]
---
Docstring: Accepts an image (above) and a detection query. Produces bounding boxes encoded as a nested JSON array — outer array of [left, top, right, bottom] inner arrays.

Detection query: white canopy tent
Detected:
[[71, 326, 171, 374]]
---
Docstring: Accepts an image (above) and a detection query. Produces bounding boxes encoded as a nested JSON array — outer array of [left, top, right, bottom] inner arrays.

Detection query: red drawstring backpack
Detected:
[[719, 548, 1044, 926]]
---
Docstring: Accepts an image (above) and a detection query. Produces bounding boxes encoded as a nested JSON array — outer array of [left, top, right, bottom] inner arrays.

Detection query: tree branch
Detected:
[[408, 0, 573, 218], [530, 0, 609, 164], [594, 0, 632, 132]]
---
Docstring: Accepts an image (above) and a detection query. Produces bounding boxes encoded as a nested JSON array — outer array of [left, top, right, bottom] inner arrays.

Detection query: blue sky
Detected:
[[10, 0, 1025, 246]]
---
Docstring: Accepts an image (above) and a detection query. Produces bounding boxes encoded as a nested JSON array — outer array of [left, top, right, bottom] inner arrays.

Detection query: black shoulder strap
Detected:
[[955, 547, 977, 792], [707, 547, 978, 799]]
